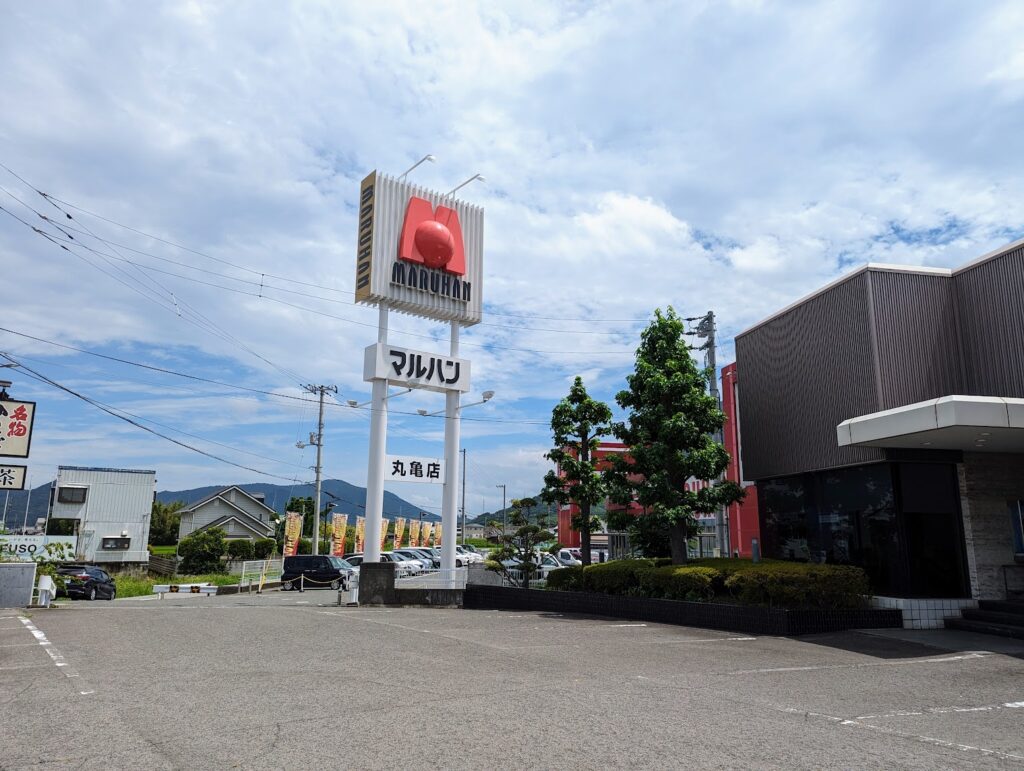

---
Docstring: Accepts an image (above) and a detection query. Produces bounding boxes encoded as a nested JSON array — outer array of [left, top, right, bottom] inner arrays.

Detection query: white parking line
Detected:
[[724, 652, 989, 675], [778, 706, 1024, 762], [610, 623, 647, 627], [17, 616, 94, 696], [856, 700, 1024, 720]]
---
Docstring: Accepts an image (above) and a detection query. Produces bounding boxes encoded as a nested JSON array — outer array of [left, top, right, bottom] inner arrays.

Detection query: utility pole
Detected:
[[496, 484, 506, 534], [460, 448, 467, 545], [302, 384, 337, 556], [687, 311, 728, 557]]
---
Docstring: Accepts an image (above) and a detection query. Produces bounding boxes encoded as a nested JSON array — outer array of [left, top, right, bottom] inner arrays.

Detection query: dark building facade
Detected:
[[735, 239, 1024, 611]]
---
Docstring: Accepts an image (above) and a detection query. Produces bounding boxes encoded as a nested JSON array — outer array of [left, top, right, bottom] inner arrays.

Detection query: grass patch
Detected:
[[113, 572, 239, 598], [149, 545, 177, 556]]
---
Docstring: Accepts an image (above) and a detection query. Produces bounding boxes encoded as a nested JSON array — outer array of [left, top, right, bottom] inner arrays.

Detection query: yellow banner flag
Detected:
[[421, 522, 433, 548], [355, 516, 365, 553], [330, 513, 349, 557], [409, 519, 421, 548], [435, 523, 442, 548], [380, 518, 389, 551], [394, 517, 406, 549], [283, 512, 303, 556]]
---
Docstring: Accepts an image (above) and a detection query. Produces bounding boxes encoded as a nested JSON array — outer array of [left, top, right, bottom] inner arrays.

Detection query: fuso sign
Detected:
[[354, 171, 483, 325]]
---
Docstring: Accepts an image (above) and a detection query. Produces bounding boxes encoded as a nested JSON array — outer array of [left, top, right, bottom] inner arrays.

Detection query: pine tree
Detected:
[[540, 376, 613, 567]]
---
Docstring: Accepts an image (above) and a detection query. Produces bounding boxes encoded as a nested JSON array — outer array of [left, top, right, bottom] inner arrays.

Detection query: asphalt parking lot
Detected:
[[2, 592, 1024, 770]]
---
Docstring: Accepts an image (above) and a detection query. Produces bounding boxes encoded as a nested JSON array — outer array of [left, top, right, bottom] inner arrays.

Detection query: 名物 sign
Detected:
[[0, 400, 35, 458], [385, 455, 445, 484], [354, 171, 483, 325], [364, 343, 470, 393], [0, 464, 26, 490]]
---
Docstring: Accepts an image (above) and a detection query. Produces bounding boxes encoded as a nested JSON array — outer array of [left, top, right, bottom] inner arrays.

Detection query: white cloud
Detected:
[[2, 1, 1024, 489]]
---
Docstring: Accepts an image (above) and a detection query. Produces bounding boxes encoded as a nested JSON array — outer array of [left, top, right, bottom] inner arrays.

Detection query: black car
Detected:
[[281, 555, 355, 591], [57, 565, 117, 601]]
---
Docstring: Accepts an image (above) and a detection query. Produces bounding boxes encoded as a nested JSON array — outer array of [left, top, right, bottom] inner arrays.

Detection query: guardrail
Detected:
[[238, 559, 283, 592], [395, 567, 468, 589]]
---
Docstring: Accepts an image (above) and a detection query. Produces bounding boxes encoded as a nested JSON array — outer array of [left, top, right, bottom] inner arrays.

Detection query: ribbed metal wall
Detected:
[[954, 243, 1024, 397], [735, 272, 884, 480], [870, 271, 964, 409]]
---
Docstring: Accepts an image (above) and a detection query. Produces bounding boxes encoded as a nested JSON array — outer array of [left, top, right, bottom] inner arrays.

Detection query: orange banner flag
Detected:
[[330, 513, 349, 557], [354, 516, 365, 553], [394, 517, 406, 549], [283, 512, 303, 556]]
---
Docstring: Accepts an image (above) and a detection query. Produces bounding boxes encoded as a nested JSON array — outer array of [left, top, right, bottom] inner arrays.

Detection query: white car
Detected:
[[383, 551, 422, 577], [393, 549, 434, 571], [554, 548, 582, 566], [455, 545, 484, 564]]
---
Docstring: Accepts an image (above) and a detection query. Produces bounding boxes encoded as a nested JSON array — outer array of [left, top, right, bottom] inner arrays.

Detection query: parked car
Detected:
[[408, 548, 441, 568], [554, 548, 582, 566], [419, 546, 470, 568], [383, 551, 423, 576], [344, 552, 418, 577], [456, 545, 484, 564], [500, 553, 562, 581], [281, 555, 356, 591], [56, 565, 117, 601], [393, 549, 434, 571]]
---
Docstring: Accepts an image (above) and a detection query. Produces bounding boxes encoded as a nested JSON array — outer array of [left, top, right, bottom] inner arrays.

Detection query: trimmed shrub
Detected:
[[178, 528, 227, 574], [639, 566, 718, 601], [652, 557, 674, 568], [253, 538, 276, 560], [724, 563, 869, 609], [582, 559, 654, 595], [547, 566, 583, 591], [226, 539, 255, 561]]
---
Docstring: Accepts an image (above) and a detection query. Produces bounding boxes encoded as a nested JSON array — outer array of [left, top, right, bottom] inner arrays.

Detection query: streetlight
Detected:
[[346, 388, 412, 409], [417, 390, 494, 417], [447, 174, 485, 197], [399, 154, 436, 180]]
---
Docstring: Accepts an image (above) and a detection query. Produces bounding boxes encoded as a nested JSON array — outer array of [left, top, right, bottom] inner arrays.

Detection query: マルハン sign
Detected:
[[0, 400, 35, 458], [363, 343, 471, 393], [354, 171, 483, 325], [0, 464, 26, 490], [385, 455, 445, 484]]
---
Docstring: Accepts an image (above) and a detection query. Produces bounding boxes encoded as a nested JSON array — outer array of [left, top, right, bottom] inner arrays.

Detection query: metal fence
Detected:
[[238, 559, 283, 589], [395, 567, 468, 589]]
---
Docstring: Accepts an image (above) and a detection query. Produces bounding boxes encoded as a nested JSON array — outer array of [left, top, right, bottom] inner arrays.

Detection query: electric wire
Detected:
[[0, 162, 650, 327], [2, 354, 305, 482]]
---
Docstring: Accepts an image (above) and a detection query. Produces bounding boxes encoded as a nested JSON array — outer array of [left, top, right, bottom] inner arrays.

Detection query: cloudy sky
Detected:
[[2, 1, 1023, 515]]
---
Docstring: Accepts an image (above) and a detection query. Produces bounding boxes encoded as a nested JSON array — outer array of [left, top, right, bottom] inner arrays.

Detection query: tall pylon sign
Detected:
[[354, 170, 484, 579]]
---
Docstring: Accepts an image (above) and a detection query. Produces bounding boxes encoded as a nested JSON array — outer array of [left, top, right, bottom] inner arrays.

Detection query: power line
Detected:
[[0, 162, 652, 325], [0, 326, 554, 426], [0, 181, 309, 384], [1, 354, 305, 482]]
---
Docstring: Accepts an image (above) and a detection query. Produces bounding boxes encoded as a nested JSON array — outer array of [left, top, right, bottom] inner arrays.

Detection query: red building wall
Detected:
[[722, 362, 760, 557]]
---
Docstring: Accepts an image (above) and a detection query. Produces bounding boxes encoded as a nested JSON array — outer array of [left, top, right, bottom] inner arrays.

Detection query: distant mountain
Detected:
[[156, 479, 437, 522], [0, 478, 437, 531]]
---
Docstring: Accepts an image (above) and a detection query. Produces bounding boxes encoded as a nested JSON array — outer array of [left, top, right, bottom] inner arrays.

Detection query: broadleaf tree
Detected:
[[607, 307, 743, 564], [540, 376, 613, 567]]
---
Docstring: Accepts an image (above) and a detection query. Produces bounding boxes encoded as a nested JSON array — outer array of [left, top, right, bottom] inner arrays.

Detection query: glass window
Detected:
[[58, 487, 87, 504], [1011, 502, 1024, 556], [759, 475, 811, 562]]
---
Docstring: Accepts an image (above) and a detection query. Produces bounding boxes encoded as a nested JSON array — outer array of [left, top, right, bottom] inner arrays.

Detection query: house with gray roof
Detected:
[[177, 486, 275, 542]]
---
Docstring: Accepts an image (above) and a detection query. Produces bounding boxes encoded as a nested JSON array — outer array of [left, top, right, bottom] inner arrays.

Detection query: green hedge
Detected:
[[581, 559, 654, 595], [724, 563, 869, 609], [546, 566, 583, 591], [639, 566, 718, 601], [546, 557, 870, 609]]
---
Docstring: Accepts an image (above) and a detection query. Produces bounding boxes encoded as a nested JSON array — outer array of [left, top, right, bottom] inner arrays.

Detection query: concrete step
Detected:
[[945, 617, 1024, 640], [961, 608, 1024, 627]]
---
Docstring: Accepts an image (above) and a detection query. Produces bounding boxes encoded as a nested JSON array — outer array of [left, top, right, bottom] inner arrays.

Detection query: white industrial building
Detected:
[[48, 466, 156, 565]]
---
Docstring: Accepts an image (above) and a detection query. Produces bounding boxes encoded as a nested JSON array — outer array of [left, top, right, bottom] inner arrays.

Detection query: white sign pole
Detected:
[[363, 305, 389, 562], [440, 321, 461, 581]]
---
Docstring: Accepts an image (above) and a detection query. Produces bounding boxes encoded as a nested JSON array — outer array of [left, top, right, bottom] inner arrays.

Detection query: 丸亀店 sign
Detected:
[[385, 455, 445, 484], [0, 400, 35, 458]]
